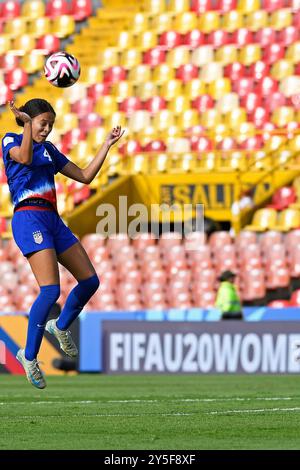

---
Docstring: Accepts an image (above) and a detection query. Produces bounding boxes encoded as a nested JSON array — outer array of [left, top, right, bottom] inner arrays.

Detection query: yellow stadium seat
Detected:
[[128, 110, 151, 132], [0, 35, 12, 54], [152, 13, 173, 33], [271, 59, 294, 80], [173, 12, 198, 33], [131, 13, 150, 33], [69, 142, 94, 165], [79, 65, 103, 84], [286, 42, 300, 64], [125, 154, 149, 175], [128, 64, 151, 83], [215, 45, 238, 65], [275, 209, 300, 232], [167, 46, 190, 68], [168, 96, 190, 114], [55, 114, 79, 134], [13, 34, 36, 53], [147, 0, 166, 14], [136, 81, 158, 100], [98, 48, 119, 69], [105, 111, 126, 129], [198, 152, 216, 171], [168, 0, 190, 12], [272, 107, 295, 128], [237, 0, 260, 13], [52, 15, 75, 38], [213, 123, 231, 140], [158, 125, 181, 139], [200, 109, 222, 128], [167, 137, 190, 153], [263, 135, 286, 153], [279, 75, 300, 97], [135, 31, 157, 50], [235, 122, 256, 142], [153, 110, 175, 130], [161, 79, 183, 100], [289, 136, 300, 153], [222, 11, 244, 32], [115, 31, 134, 50], [198, 12, 220, 34], [239, 44, 262, 65], [208, 78, 231, 100], [21, 53, 44, 74], [245, 209, 278, 232], [245, 10, 268, 31], [184, 79, 206, 100], [4, 18, 27, 35], [225, 108, 247, 129], [149, 153, 169, 173], [120, 49, 142, 69], [49, 97, 70, 116], [216, 93, 239, 114], [22, 0, 45, 18], [140, 126, 158, 145], [200, 62, 223, 83], [191, 46, 214, 66], [28, 17, 51, 37], [95, 96, 118, 117], [111, 81, 134, 102], [152, 64, 175, 83], [87, 127, 107, 149], [63, 83, 87, 103], [270, 9, 292, 30], [177, 109, 198, 129]]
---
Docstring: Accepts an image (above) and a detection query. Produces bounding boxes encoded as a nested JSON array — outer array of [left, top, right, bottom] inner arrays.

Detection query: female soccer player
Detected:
[[2, 98, 124, 389]]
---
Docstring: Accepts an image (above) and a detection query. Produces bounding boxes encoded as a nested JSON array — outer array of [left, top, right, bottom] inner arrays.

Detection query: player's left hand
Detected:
[[105, 126, 125, 147]]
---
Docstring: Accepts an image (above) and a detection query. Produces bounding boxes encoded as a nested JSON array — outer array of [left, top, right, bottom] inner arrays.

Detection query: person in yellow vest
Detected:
[[215, 270, 243, 320]]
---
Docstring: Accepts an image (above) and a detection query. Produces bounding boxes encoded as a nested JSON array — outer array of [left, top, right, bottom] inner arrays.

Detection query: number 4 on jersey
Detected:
[[43, 149, 52, 162]]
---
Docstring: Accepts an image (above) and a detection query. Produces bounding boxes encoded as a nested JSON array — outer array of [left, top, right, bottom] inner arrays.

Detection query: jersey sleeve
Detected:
[[1, 133, 20, 161], [45, 141, 70, 174]]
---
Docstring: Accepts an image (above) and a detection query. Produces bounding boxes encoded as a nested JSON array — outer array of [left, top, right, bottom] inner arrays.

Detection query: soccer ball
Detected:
[[44, 51, 80, 88]]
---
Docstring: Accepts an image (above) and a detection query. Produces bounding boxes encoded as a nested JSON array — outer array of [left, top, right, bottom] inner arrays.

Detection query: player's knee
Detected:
[[88, 274, 100, 294], [40, 284, 61, 304]]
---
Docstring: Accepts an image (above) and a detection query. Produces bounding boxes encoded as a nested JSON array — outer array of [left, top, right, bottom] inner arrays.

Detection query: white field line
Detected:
[[0, 397, 296, 406], [208, 407, 300, 415], [0, 412, 193, 419]]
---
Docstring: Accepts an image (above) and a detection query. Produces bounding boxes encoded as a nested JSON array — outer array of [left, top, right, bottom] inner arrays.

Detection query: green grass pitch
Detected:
[[1, 374, 300, 450]]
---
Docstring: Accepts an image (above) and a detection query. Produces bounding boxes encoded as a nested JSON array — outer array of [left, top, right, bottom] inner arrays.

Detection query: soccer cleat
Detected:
[[45, 319, 78, 358], [16, 349, 46, 389]]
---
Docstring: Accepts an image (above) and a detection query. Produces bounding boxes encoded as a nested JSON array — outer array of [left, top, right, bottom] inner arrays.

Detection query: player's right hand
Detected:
[[9, 101, 32, 123]]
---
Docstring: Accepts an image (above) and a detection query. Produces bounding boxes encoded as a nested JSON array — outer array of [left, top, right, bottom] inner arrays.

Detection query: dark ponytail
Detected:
[[16, 98, 56, 127]]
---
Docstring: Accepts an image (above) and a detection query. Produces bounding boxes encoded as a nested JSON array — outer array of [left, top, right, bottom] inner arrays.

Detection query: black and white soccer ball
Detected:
[[44, 51, 81, 88]]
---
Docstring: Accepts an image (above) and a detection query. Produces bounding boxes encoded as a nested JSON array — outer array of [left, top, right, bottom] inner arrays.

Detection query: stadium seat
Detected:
[[267, 300, 290, 308], [167, 46, 190, 68], [215, 45, 238, 65], [46, 0, 69, 17], [263, 91, 286, 112], [0, 83, 13, 105], [159, 31, 182, 49], [270, 8, 292, 30], [4, 17, 27, 35], [152, 12, 173, 33], [21, 53, 45, 74], [119, 97, 142, 115], [278, 26, 299, 46], [245, 208, 278, 232], [173, 12, 198, 34], [136, 31, 157, 51], [275, 209, 300, 232], [255, 27, 276, 47], [22, 0, 45, 18], [222, 10, 243, 32], [263, 43, 285, 64], [245, 10, 268, 32], [198, 11, 220, 34], [143, 48, 166, 67], [191, 45, 214, 66], [200, 62, 224, 83], [266, 266, 290, 289], [70, 0, 92, 21], [182, 29, 205, 48], [103, 66, 126, 84], [224, 62, 246, 81], [36, 34, 60, 53], [290, 290, 300, 306], [239, 44, 261, 65], [5, 68, 28, 91], [144, 96, 167, 114], [0, 0, 20, 19], [52, 15, 75, 38], [208, 30, 229, 48]]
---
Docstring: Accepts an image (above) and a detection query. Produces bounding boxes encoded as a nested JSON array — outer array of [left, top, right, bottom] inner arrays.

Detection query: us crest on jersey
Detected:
[[33, 230, 43, 244]]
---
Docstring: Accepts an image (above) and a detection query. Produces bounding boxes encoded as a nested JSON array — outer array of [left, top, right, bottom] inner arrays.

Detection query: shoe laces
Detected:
[[28, 360, 44, 380]]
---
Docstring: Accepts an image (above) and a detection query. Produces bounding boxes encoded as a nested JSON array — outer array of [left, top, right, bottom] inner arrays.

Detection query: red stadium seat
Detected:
[[46, 0, 69, 17], [70, 182, 90, 205], [79, 113, 102, 132], [191, 0, 212, 13], [256, 77, 278, 96], [240, 92, 262, 113], [290, 290, 300, 306], [132, 233, 156, 251], [263, 91, 286, 112], [240, 135, 263, 150], [144, 140, 167, 152], [248, 107, 270, 128], [232, 28, 254, 46], [216, 137, 237, 151], [278, 26, 299, 46], [232, 77, 254, 97], [241, 269, 266, 301], [182, 30, 205, 48], [0, 1, 20, 19], [0, 82, 13, 105], [209, 231, 232, 250], [0, 54, 19, 71], [192, 95, 214, 113], [144, 96, 166, 114], [71, 97, 94, 118], [224, 62, 246, 81], [143, 48, 166, 67], [267, 187, 296, 211], [262, 0, 284, 11], [262, 44, 285, 64], [266, 266, 290, 289], [255, 27, 276, 47], [87, 83, 110, 101], [62, 128, 86, 150], [190, 136, 213, 152], [5, 68, 28, 90], [176, 64, 199, 82], [208, 30, 229, 48], [36, 34, 60, 54], [293, 10, 300, 29], [248, 61, 270, 80], [159, 31, 182, 49], [119, 139, 142, 156], [103, 66, 126, 84], [215, 0, 237, 11], [119, 97, 142, 115], [70, 0, 92, 21]]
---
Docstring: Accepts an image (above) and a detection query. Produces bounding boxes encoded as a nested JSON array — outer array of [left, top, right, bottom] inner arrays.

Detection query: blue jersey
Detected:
[[1, 132, 69, 210]]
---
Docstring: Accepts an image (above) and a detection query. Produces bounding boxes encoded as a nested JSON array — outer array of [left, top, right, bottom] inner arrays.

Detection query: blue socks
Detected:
[[56, 274, 99, 330], [25, 284, 60, 361]]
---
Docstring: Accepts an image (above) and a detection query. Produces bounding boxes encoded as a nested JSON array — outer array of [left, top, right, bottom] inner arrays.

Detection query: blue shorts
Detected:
[[12, 209, 78, 257]]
